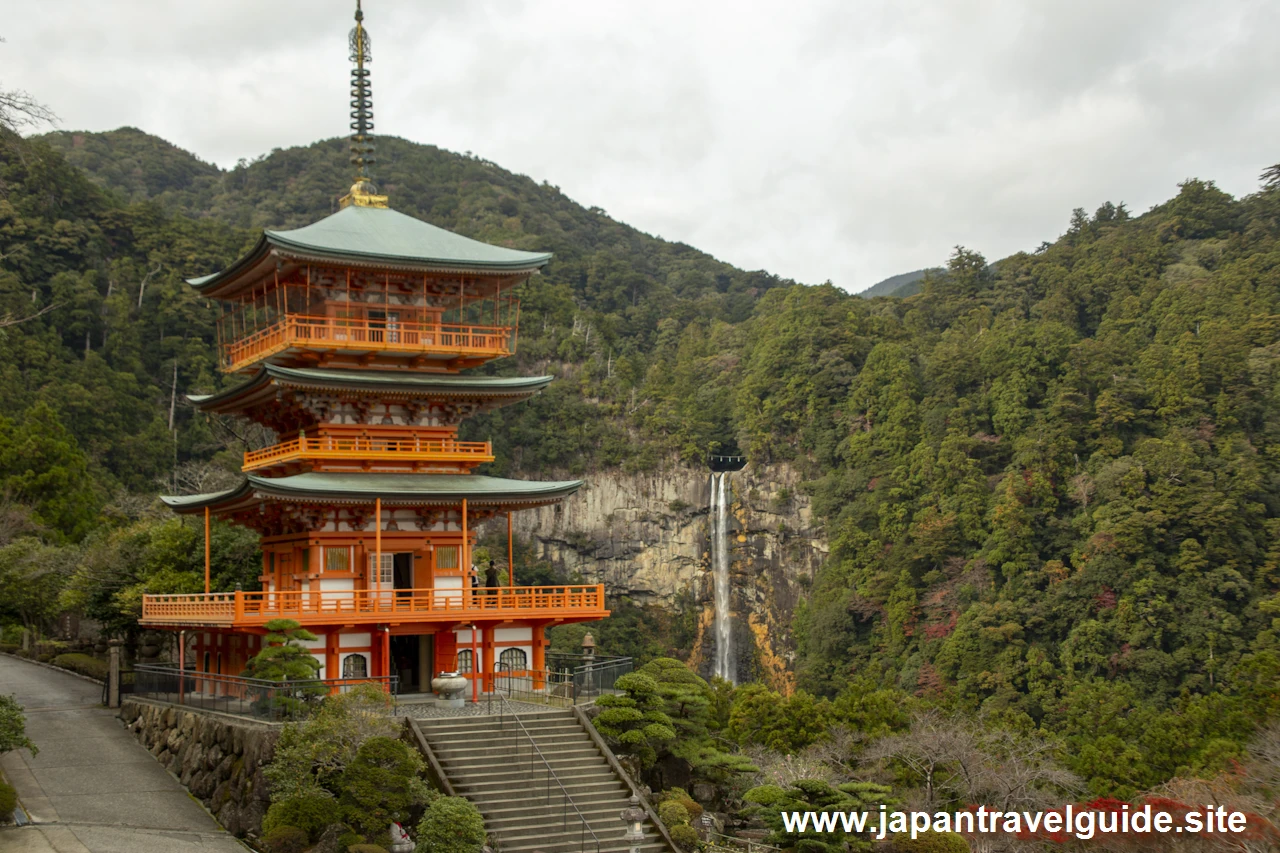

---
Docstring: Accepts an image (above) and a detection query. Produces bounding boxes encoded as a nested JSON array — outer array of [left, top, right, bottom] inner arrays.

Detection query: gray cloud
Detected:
[[6, 0, 1278, 290]]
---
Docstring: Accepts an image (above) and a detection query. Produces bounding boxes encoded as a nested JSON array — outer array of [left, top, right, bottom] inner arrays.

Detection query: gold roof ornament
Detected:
[[340, 0, 388, 209], [340, 178, 388, 209]]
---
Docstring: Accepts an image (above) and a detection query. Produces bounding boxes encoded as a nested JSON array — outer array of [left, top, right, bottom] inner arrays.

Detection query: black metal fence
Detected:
[[493, 655, 632, 707], [131, 664, 397, 721]]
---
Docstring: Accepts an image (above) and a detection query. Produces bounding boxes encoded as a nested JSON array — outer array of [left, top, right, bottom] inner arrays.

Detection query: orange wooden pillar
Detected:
[[469, 624, 479, 703], [375, 497, 382, 606], [177, 630, 186, 705], [326, 632, 340, 694], [461, 498, 470, 588], [531, 622, 546, 690], [204, 507, 211, 594], [507, 512, 514, 588], [481, 624, 495, 693], [381, 628, 391, 690]]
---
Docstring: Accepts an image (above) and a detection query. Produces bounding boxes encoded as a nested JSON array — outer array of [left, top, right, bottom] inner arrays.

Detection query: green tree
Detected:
[[0, 694, 37, 757], [338, 736, 432, 839], [742, 778, 894, 852], [414, 796, 485, 853]]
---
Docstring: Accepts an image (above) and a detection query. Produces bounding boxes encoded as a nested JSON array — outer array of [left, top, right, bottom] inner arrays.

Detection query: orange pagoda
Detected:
[[139, 2, 606, 698]]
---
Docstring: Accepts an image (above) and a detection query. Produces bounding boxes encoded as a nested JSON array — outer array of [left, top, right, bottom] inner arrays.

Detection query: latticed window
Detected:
[[342, 654, 367, 679], [435, 545, 459, 570], [498, 647, 527, 672], [325, 546, 351, 572], [456, 649, 473, 674], [367, 552, 393, 585]]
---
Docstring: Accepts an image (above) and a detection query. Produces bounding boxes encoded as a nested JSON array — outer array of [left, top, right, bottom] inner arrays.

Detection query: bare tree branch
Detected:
[[0, 301, 60, 328]]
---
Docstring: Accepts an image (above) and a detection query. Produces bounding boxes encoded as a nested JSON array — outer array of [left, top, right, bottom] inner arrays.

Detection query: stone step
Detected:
[[435, 749, 606, 769], [490, 824, 667, 850], [453, 764, 616, 786], [433, 743, 601, 761], [484, 802, 634, 827], [478, 789, 647, 815], [455, 777, 627, 799], [417, 711, 572, 731], [422, 717, 578, 737], [496, 837, 669, 853], [431, 737, 595, 758], [411, 708, 675, 852], [434, 749, 608, 769]]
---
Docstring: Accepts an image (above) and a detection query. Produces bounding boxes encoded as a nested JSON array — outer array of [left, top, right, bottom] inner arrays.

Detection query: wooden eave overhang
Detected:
[[161, 473, 583, 515], [187, 365, 554, 416], [186, 205, 552, 300]]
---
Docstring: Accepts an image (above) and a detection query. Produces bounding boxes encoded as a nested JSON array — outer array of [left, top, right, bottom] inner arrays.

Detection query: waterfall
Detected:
[[711, 471, 735, 683]]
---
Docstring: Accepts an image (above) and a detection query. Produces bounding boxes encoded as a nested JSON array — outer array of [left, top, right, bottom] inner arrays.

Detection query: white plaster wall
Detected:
[[318, 578, 354, 593], [340, 632, 372, 648]]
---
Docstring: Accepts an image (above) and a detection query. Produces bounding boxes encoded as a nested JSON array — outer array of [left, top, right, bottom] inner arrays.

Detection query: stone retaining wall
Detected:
[[119, 699, 278, 837]]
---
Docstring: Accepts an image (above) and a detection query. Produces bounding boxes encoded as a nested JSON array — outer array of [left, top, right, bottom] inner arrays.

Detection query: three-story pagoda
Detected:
[[140, 2, 605, 698]]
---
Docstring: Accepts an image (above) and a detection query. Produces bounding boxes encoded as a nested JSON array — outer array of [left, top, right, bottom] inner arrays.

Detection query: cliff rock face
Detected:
[[510, 462, 826, 692]]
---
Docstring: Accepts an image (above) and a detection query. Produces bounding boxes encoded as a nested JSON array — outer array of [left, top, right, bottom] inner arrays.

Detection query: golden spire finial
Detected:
[[341, 0, 388, 209]]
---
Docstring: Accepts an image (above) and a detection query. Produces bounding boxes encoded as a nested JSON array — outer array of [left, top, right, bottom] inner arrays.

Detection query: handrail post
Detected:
[[234, 590, 244, 622]]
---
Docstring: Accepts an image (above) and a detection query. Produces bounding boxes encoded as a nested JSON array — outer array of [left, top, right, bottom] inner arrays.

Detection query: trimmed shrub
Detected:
[[415, 796, 485, 853], [0, 778, 18, 817], [338, 830, 364, 851], [670, 823, 700, 851], [348, 846, 389, 853], [661, 786, 703, 819], [338, 736, 429, 837], [36, 654, 52, 663], [0, 644, 18, 655], [658, 800, 690, 828], [263, 826, 309, 853], [49, 654, 108, 680], [12, 650, 29, 659], [892, 831, 970, 852], [262, 793, 337, 840]]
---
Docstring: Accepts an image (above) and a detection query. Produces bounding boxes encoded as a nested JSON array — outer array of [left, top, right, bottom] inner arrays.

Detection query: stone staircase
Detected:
[[411, 708, 674, 853]]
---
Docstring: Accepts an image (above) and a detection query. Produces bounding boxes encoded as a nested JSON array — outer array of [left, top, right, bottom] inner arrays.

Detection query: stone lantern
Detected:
[[619, 795, 646, 853], [581, 632, 596, 660]]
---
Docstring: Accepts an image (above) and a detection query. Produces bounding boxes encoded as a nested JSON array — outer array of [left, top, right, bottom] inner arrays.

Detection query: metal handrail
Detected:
[[130, 663, 397, 720], [489, 691, 601, 853], [705, 831, 784, 852]]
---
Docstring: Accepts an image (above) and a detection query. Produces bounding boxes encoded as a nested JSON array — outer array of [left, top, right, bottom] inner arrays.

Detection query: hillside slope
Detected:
[[857, 267, 938, 298]]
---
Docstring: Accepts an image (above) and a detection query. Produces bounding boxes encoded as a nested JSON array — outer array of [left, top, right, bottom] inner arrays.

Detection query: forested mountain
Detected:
[[5, 124, 1280, 804], [857, 267, 937, 299]]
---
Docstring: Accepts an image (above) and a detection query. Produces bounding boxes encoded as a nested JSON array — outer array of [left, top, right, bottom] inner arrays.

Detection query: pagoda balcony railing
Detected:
[[139, 585, 607, 628], [222, 314, 515, 373], [242, 435, 494, 471]]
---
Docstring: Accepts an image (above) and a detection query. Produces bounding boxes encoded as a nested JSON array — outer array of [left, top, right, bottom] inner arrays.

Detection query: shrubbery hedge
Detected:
[[263, 825, 308, 853], [50, 653, 109, 680]]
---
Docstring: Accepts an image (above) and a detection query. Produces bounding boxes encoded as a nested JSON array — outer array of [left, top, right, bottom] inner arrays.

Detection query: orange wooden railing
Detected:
[[140, 585, 608, 626], [223, 314, 516, 372], [242, 435, 494, 471]]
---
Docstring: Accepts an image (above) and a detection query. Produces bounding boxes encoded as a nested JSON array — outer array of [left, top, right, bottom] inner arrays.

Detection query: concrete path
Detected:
[[0, 655, 246, 853]]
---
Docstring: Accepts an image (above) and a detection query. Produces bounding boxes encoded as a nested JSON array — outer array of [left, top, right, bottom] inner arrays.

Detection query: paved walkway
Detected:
[[0, 655, 246, 853]]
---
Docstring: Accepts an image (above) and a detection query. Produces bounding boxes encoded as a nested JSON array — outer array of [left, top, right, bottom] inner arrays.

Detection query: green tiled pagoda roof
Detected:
[[188, 365, 553, 411], [186, 205, 552, 296], [162, 473, 583, 513]]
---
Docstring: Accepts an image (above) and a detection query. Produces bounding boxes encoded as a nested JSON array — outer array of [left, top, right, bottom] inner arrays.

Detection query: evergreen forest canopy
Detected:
[[2, 123, 1280, 802]]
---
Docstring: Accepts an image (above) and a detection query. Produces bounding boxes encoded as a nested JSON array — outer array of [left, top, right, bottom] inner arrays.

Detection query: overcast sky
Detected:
[[6, 1, 1279, 291]]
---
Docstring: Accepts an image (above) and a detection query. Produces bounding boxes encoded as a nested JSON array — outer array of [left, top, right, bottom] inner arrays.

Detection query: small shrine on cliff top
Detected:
[[139, 1, 606, 698]]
